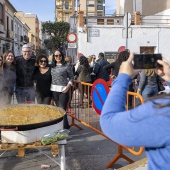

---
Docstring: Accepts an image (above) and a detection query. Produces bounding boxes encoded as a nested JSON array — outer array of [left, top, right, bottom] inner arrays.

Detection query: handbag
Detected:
[[157, 76, 165, 92]]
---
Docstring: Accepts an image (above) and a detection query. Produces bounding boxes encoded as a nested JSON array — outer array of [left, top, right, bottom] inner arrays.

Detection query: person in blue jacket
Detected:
[[100, 53, 170, 170]]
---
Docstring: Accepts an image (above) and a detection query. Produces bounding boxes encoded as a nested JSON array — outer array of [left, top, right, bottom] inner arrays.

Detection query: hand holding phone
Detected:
[[134, 53, 162, 69]]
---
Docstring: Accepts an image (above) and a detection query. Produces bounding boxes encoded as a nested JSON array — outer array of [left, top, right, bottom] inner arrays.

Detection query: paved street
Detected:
[[0, 120, 146, 170]]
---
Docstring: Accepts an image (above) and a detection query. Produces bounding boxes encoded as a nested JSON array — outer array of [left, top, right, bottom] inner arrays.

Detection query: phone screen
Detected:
[[134, 53, 162, 69]]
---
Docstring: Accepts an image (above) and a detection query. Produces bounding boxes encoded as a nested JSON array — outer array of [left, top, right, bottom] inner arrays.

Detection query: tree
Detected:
[[42, 21, 70, 52], [35, 48, 48, 55]]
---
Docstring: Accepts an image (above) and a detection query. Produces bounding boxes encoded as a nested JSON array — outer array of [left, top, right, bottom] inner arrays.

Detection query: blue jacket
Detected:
[[100, 73, 170, 170]]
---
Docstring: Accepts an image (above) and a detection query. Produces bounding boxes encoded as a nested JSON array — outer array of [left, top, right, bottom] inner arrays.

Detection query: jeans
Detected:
[[15, 87, 35, 104], [52, 91, 70, 129], [142, 86, 158, 100]]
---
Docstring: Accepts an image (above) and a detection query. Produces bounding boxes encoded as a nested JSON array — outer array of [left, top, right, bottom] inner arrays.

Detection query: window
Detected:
[[97, 5, 103, 10], [65, 2, 69, 9], [97, 0, 103, 3], [0, 3, 3, 24], [97, 19, 104, 25], [11, 20, 13, 31], [88, 4, 94, 7], [107, 19, 114, 25]]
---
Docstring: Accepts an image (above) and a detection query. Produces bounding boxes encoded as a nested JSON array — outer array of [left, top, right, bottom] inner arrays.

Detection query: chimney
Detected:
[[78, 11, 84, 27], [134, 11, 140, 25]]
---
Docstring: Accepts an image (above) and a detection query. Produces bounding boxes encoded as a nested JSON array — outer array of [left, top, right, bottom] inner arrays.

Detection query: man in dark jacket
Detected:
[[93, 52, 110, 82], [15, 44, 36, 103]]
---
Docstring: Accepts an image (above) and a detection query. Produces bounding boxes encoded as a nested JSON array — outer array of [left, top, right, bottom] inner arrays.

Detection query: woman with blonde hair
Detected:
[[137, 69, 158, 100], [65, 55, 75, 76]]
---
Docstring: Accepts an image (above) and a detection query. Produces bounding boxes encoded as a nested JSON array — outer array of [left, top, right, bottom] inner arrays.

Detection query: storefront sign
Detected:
[[89, 29, 100, 37]]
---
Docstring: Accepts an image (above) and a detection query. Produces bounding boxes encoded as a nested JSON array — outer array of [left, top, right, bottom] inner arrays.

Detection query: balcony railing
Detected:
[[56, 5, 72, 10]]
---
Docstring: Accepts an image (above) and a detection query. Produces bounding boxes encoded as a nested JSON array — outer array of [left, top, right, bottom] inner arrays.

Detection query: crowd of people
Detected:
[[0, 44, 170, 168], [0, 44, 169, 128]]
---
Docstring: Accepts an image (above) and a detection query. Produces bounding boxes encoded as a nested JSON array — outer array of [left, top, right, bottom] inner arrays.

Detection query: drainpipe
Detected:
[[157, 27, 161, 53]]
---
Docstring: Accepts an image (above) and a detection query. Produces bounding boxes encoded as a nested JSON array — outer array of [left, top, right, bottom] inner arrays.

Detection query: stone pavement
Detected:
[[0, 120, 147, 170]]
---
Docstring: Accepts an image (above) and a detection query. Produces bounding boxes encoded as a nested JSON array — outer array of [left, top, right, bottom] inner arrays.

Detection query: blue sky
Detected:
[[9, 0, 116, 22]]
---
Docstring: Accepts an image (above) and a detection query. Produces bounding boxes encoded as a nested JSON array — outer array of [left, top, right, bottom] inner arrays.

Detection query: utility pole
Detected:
[[86, 0, 88, 42], [103, 0, 105, 16], [76, 0, 78, 13]]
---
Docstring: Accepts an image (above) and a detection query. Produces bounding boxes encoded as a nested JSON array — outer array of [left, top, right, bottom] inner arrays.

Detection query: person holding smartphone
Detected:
[[100, 53, 170, 170]]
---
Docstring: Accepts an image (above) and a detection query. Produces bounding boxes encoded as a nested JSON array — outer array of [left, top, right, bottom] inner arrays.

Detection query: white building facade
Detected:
[[13, 16, 30, 57], [77, 24, 170, 61]]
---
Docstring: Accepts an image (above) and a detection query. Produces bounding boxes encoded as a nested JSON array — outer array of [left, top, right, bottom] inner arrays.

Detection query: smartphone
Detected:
[[134, 53, 162, 69]]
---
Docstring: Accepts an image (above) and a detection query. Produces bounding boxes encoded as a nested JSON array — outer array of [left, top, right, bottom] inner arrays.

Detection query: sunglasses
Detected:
[[0, 59, 2, 61], [54, 54, 62, 58], [39, 60, 47, 63]]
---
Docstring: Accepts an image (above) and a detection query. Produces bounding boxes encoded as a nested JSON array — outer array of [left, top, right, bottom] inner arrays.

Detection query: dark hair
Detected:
[[79, 56, 90, 71], [99, 52, 104, 58], [36, 54, 49, 66], [116, 51, 130, 68], [3, 50, 16, 71], [51, 49, 66, 67]]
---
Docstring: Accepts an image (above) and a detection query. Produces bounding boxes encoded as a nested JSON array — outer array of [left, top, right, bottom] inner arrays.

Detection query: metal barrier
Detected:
[[67, 81, 144, 169]]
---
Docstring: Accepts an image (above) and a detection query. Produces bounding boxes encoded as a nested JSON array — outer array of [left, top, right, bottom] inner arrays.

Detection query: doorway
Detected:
[[140, 46, 155, 54]]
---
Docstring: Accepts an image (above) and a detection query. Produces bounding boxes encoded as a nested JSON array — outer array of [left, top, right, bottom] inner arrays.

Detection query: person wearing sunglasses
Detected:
[[34, 54, 52, 105], [15, 44, 36, 104], [0, 50, 16, 105], [100, 53, 170, 170], [51, 49, 74, 129]]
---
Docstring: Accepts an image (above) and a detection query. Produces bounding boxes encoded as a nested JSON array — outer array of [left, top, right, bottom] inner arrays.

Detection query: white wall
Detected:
[[77, 25, 170, 61]]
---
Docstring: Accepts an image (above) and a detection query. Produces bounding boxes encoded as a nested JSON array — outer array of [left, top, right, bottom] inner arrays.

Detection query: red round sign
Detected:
[[67, 33, 77, 43], [118, 46, 125, 52]]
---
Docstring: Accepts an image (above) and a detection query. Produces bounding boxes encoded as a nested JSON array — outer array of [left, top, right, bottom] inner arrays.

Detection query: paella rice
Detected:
[[0, 105, 64, 125]]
